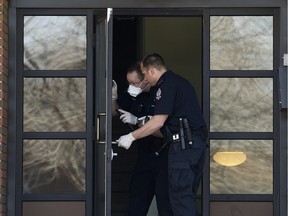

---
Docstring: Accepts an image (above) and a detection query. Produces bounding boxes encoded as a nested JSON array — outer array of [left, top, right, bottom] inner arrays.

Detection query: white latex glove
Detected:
[[118, 109, 138, 125], [117, 133, 136, 150], [112, 80, 118, 100]]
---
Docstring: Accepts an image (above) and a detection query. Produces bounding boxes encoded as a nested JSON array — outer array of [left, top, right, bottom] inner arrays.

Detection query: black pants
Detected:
[[128, 145, 173, 216], [168, 136, 207, 216]]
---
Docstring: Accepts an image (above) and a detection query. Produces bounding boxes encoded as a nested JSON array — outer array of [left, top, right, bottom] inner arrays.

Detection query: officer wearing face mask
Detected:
[[112, 62, 173, 216], [127, 80, 144, 97]]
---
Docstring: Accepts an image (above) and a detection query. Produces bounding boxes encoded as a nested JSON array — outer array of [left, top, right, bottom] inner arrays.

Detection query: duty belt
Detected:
[[171, 127, 207, 142], [155, 119, 207, 156]]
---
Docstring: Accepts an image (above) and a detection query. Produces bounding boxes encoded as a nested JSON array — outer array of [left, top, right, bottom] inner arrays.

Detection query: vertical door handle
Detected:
[[96, 112, 106, 144], [97, 113, 118, 160]]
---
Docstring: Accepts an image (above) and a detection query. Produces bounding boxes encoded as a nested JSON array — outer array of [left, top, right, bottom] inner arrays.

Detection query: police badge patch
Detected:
[[156, 88, 161, 100]]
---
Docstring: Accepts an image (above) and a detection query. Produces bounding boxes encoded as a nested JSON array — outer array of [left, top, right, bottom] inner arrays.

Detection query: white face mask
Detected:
[[127, 85, 143, 97]]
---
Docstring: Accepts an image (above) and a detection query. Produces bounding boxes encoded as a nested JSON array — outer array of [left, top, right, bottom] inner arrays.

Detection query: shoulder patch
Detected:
[[156, 88, 161, 100]]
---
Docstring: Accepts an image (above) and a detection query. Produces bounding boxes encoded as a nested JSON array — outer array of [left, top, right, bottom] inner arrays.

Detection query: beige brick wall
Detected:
[[0, 0, 8, 215]]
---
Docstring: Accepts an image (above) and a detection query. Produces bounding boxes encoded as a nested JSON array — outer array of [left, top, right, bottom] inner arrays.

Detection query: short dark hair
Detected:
[[127, 62, 144, 80], [142, 53, 165, 70]]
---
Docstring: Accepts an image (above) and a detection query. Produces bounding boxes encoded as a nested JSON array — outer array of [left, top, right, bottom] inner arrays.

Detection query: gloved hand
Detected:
[[118, 109, 138, 125], [117, 133, 136, 150], [112, 80, 118, 100]]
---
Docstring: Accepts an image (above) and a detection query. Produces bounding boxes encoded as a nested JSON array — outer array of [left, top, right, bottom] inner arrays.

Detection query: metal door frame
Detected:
[[8, 8, 102, 216], [202, 8, 282, 216], [94, 8, 114, 216], [7, 6, 286, 216]]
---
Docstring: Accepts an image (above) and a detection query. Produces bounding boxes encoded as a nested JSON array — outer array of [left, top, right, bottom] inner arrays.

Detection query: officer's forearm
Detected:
[[137, 120, 163, 137], [132, 115, 168, 140]]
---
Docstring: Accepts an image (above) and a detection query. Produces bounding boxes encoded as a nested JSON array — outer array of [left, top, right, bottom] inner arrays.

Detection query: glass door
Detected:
[[94, 8, 114, 216], [203, 8, 279, 216], [14, 8, 113, 216]]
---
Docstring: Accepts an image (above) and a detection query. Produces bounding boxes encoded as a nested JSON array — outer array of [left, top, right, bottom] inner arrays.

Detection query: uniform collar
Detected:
[[156, 70, 170, 86]]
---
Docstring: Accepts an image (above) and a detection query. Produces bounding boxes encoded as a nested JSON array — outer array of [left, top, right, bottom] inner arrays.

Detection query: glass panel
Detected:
[[23, 78, 86, 132], [24, 16, 86, 70], [210, 16, 273, 70], [210, 202, 273, 216], [210, 78, 273, 132], [23, 139, 86, 194], [210, 140, 273, 194], [23, 202, 85, 216]]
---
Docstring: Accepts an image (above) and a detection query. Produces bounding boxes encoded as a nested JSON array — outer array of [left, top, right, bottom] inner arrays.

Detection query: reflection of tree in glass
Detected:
[[210, 16, 273, 70], [24, 16, 86, 70], [23, 140, 86, 194], [24, 78, 86, 132], [23, 78, 86, 193], [22, 16, 87, 193], [210, 78, 273, 132]]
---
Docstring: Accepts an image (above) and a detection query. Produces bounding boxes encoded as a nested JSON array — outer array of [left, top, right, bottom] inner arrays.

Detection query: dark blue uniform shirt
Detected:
[[153, 70, 206, 132]]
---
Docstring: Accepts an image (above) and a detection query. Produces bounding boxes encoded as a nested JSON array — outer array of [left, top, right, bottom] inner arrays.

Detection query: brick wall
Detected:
[[0, 0, 8, 215]]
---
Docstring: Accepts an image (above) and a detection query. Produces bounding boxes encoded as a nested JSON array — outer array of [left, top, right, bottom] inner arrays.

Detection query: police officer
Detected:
[[117, 54, 208, 216], [113, 62, 173, 216]]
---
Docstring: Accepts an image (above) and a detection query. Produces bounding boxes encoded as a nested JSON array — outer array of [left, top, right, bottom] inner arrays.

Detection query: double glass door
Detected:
[[13, 7, 278, 216]]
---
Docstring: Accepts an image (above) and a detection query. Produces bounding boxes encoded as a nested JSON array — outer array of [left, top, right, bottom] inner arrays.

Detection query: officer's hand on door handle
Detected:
[[116, 133, 135, 150]]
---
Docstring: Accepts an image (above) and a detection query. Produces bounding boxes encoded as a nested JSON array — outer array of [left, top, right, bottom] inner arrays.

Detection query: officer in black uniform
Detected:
[[113, 62, 173, 216], [117, 54, 208, 216]]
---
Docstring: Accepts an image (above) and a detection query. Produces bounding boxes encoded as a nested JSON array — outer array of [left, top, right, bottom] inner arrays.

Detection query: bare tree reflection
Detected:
[[23, 140, 86, 194], [24, 16, 86, 70], [210, 78, 273, 132], [23, 16, 87, 194], [24, 78, 86, 132], [210, 16, 273, 70]]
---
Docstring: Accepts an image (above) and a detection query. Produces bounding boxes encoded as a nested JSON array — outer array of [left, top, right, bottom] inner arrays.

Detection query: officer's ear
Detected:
[[149, 67, 155, 76]]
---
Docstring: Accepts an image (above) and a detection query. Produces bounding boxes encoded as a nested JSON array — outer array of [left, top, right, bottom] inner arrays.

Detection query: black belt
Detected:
[[155, 126, 208, 156], [172, 127, 207, 140]]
